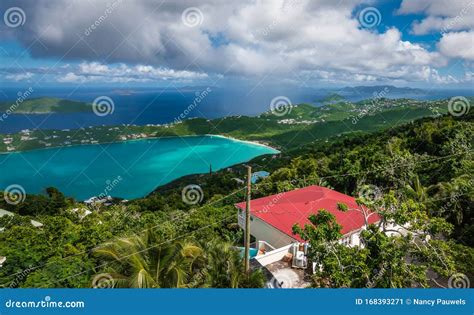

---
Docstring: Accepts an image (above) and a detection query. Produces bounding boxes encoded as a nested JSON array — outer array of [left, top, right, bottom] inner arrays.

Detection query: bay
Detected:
[[0, 135, 279, 200]]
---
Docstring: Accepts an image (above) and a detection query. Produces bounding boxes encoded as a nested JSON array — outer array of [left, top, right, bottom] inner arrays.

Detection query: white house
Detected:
[[234, 185, 411, 288], [235, 185, 380, 250], [0, 209, 44, 230]]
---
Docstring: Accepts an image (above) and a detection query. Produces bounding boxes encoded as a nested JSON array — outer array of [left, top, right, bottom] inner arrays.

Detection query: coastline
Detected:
[[0, 134, 280, 155], [207, 134, 280, 153], [0, 134, 280, 200]]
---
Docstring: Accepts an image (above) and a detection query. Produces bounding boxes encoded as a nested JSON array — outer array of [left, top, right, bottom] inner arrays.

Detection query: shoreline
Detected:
[[208, 134, 280, 153], [0, 134, 280, 201], [0, 134, 280, 155]]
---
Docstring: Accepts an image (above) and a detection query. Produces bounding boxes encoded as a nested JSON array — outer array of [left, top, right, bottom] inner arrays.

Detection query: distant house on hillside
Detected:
[[0, 209, 44, 230], [251, 171, 270, 184]]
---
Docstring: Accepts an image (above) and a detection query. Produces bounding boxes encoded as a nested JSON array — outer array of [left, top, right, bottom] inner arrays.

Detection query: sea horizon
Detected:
[[1, 86, 473, 133]]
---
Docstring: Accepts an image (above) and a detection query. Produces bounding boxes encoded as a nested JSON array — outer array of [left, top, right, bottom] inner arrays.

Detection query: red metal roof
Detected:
[[235, 185, 380, 242]]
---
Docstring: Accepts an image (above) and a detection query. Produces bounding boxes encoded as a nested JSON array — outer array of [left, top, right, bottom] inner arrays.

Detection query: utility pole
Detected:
[[244, 165, 252, 273]]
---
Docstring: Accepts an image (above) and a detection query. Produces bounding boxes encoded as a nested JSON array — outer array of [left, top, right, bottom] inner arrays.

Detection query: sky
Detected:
[[0, 0, 473, 89]]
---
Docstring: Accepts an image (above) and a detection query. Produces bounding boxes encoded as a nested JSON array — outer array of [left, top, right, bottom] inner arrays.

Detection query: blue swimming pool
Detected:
[[237, 247, 258, 258]]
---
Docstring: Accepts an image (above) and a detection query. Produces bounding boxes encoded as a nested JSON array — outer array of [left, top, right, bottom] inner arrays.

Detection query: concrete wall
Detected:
[[238, 210, 296, 249], [255, 244, 293, 266]]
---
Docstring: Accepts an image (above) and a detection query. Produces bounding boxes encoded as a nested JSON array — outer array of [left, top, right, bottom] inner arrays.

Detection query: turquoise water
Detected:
[[0, 136, 278, 200], [238, 247, 258, 258]]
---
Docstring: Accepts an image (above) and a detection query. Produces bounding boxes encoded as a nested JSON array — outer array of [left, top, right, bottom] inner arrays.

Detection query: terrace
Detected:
[[235, 185, 384, 288], [250, 243, 312, 288]]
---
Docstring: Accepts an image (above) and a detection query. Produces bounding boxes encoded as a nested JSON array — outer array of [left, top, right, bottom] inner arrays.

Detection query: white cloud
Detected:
[[57, 72, 87, 83], [5, 72, 34, 81], [0, 0, 469, 84], [438, 31, 474, 60], [56, 62, 208, 83], [399, 0, 474, 35]]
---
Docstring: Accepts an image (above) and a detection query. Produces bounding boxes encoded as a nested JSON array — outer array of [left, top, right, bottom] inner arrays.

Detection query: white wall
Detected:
[[238, 210, 296, 249], [255, 244, 293, 266]]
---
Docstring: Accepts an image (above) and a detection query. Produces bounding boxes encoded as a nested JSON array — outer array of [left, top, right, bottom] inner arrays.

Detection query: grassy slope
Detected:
[[0, 97, 92, 113]]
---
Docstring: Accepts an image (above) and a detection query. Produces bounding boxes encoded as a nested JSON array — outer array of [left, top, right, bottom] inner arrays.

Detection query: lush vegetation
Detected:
[[0, 97, 454, 153], [0, 97, 92, 114], [0, 101, 472, 288]]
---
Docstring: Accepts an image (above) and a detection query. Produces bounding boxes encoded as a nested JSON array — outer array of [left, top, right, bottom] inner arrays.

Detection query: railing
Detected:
[[257, 240, 276, 252], [254, 244, 293, 266]]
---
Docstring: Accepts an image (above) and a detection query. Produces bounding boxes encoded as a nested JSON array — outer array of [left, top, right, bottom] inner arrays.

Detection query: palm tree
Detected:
[[194, 240, 264, 288], [93, 231, 202, 288], [404, 175, 430, 204], [430, 175, 472, 225]]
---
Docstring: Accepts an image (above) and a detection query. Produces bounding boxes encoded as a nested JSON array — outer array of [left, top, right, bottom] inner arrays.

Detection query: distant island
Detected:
[[339, 85, 426, 95], [0, 97, 92, 114]]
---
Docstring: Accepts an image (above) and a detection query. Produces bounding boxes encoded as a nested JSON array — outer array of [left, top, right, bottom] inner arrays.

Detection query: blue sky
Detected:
[[0, 0, 472, 89]]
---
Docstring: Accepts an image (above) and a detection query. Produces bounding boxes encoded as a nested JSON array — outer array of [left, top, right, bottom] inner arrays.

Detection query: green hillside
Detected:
[[1, 111, 471, 288], [0, 97, 92, 114], [0, 97, 458, 153]]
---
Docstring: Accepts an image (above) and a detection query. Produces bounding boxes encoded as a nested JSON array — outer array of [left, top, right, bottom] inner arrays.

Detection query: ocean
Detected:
[[0, 135, 279, 200], [1, 86, 470, 134]]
